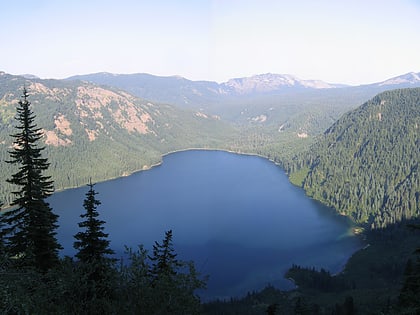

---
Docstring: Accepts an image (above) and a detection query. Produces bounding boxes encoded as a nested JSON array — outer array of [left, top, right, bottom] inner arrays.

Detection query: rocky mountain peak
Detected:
[[378, 72, 420, 86]]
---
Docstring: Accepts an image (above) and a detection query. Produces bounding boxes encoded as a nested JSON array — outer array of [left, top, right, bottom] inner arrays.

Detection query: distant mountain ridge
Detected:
[[67, 72, 343, 100], [66, 71, 420, 110], [68, 71, 420, 94], [222, 73, 344, 94]]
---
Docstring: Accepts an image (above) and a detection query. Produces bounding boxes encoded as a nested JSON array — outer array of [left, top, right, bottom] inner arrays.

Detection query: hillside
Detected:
[[68, 72, 420, 140], [68, 72, 223, 110], [0, 72, 236, 204], [286, 88, 420, 228]]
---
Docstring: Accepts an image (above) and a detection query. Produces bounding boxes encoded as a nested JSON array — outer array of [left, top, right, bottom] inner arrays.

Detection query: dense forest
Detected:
[[285, 88, 420, 228]]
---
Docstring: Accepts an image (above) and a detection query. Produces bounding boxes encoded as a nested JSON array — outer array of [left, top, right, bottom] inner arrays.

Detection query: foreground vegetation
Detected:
[[0, 235, 206, 314]]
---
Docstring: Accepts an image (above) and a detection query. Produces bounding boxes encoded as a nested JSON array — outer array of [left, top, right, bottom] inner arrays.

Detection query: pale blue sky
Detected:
[[1, 0, 419, 85]]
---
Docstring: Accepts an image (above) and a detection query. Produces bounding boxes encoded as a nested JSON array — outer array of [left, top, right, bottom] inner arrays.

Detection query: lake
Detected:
[[49, 150, 362, 300]]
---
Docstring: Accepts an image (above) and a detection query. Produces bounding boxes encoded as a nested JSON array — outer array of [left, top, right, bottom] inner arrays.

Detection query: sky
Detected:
[[0, 0, 419, 85]]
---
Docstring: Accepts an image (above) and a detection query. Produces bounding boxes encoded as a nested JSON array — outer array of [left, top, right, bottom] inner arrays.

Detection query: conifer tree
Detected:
[[2, 88, 61, 271], [73, 182, 116, 314], [149, 229, 180, 281], [148, 230, 205, 314], [74, 182, 114, 263]]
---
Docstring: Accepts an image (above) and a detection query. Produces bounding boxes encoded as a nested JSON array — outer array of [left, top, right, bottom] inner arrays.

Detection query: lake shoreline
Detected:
[[49, 149, 363, 299]]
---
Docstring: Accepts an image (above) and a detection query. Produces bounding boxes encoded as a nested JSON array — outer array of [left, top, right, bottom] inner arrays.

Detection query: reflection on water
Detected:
[[49, 150, 362, 300]]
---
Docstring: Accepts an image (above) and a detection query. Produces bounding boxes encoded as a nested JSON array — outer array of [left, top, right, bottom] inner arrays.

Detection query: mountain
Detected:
[[0, 72, 235, 204], [286, 87, 420, 228], [223, 73, 343, 94], [376, 72, 420, 87], [67, 72, 223, 110], [19, 73, 40, 79]]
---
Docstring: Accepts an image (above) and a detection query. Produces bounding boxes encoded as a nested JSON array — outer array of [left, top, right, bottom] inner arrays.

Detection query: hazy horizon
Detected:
[[4, 69, 420, 87]]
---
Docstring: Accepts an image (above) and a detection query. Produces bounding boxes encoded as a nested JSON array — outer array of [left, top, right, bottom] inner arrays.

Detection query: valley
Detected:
[[0, 70, 420, 313], [1, 70, 420, 206]]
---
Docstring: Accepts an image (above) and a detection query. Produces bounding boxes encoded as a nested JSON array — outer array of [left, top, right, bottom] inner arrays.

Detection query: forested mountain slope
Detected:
[[69, 72, 420, 146], [286, 88, 420, 228], [0, 72, 236, 204]]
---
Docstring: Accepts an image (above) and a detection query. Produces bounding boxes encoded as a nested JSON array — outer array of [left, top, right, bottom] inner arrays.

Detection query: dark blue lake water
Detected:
[[49, 150, 362, 300]]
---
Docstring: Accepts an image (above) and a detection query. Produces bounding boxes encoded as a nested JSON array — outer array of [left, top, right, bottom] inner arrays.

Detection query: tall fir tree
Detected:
[[148, 230, 205, 314], [2, 88, 61, 271], [149, 229, 180, 281], [73, 182, 114, 263], [73, 182, 116, 314]]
